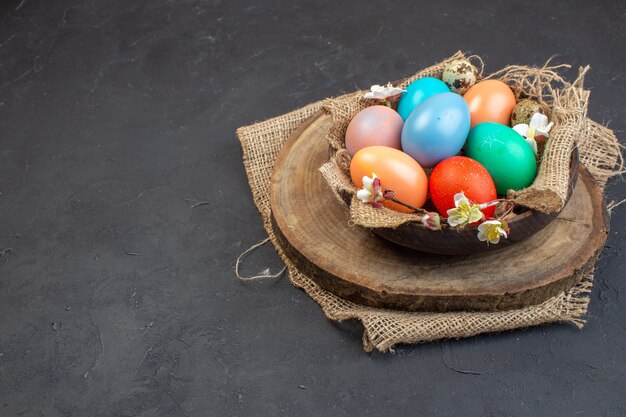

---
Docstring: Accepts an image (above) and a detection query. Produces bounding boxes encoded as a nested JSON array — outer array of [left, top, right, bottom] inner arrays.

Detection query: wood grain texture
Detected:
[[270, 114, 609, 312]]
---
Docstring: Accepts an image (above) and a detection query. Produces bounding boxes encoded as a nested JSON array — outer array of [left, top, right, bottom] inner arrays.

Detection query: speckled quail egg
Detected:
[[442, 59, 478, 95], [510, 99, 548, 126]]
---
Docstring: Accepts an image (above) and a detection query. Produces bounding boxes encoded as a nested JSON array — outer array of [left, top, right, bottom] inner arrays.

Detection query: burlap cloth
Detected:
[[236, 52, 623, 352], [321, 51, 623, 228]]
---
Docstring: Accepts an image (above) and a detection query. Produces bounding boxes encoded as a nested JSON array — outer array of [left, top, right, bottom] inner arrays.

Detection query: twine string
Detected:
[[607, 198, 626, 214], [235, 237, 286, 281], [236, 51, 622, 352], [467, 54, 485, 77]]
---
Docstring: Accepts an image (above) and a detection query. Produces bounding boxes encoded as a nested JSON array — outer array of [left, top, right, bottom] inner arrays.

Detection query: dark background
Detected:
[[1, 0, 625, 416]]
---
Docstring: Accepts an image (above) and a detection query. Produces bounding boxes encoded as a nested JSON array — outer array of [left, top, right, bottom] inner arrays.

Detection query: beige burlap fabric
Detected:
[[321, 52, 623, 229], [236, 52, 622, 352]]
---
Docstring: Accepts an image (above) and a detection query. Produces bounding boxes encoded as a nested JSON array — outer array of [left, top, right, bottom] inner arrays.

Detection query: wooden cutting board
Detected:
[[270, 113, 609, 312]]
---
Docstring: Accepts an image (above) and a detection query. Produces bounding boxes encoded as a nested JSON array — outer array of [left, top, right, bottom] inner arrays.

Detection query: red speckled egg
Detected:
[[429, 156, 497, 218], [345, 105, 403, 156], [350, 146, 428, 213], [463, 80, 516, 128]]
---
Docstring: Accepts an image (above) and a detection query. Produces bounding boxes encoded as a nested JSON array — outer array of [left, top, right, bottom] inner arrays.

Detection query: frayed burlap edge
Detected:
[[321, 51, 470, 228], [321, 53, 625, 230], [235, 52, 620, 352]]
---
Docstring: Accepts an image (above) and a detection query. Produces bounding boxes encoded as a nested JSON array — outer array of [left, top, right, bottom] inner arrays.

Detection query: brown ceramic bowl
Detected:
[[370, 148, 580, 255]]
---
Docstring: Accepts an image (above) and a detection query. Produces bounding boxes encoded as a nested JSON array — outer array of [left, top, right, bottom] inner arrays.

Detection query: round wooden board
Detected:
[[270, 113, 609, 312]]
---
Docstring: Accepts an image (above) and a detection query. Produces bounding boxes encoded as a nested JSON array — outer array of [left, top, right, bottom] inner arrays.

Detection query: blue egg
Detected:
[[397, 77, 450, 121], [401, 92, 471, 168]]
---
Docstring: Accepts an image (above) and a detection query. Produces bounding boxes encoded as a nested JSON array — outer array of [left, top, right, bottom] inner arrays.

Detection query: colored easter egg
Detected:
[[401, 92, 470, 168], [463, 80, 516, 128], [465, 122, 537, 194], [429, 156, 497, 218], [350, 146, 428, 213], [396, 77, 450, 121], [345, 105, 404, 156]]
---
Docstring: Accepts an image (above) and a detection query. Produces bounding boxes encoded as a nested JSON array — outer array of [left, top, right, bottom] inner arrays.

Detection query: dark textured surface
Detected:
[[0, 0, 625, 416]]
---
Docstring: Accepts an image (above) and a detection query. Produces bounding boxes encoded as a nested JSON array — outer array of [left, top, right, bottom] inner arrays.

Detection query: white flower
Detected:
[[356, 173, 385, 208], [513, 113, 554, 138], [446, 192, 484, 228], [477, 220, 509, 245], [512, 112, 554, 156], [363, 83, 405, 101]]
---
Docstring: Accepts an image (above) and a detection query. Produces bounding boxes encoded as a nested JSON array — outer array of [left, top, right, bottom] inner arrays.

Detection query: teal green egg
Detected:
[[465, 122, 537, 195]]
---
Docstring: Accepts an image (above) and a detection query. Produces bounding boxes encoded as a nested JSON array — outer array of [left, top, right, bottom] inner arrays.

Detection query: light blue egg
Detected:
[[401, 92, 471, 168], [397, 77, 450, 121]]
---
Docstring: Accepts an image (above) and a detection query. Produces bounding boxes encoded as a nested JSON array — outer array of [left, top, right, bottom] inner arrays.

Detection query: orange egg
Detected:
[[463, 80, 516, 128], [350, 146, 428, 213]]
